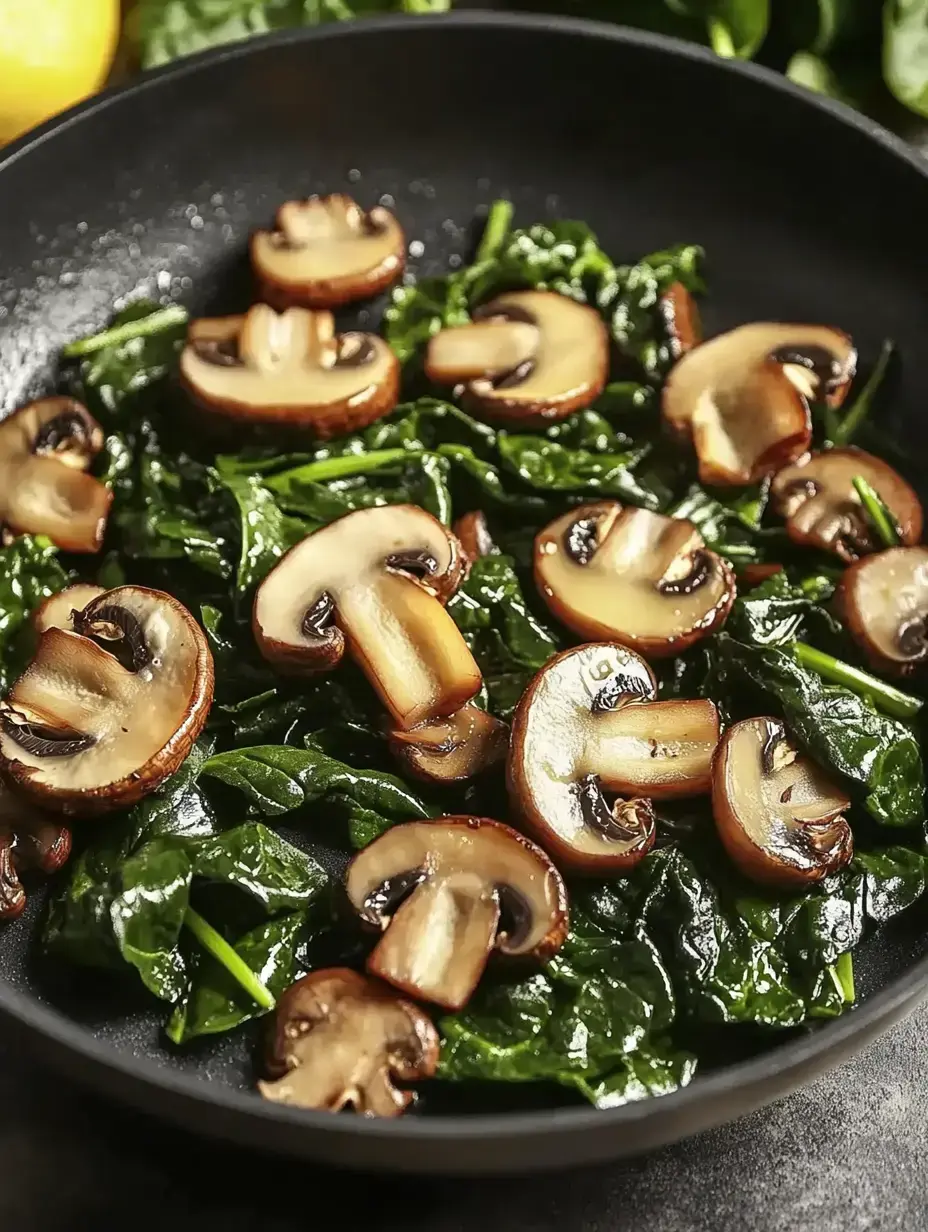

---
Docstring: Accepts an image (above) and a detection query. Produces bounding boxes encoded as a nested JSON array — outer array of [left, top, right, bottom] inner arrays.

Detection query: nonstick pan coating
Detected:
[[1, 13, 928, 1176]]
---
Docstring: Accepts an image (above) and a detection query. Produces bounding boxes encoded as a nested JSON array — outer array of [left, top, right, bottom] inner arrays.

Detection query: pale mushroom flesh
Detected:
[[425, 290, 609, 423], [258, 968, 439, 1117], [508, 644, 720, 871], [535, 502, 734, 657], [0, 397, 112, 552], [251, 195, 405, 307], [840, 546, 928, 673], [0, 586, 213, 811], [390, 702, 509, 783], [346, 817, 568, 1011], [772, 448, 923, 561], [712, 717, 852, 888], [253, 505, 480, 730]]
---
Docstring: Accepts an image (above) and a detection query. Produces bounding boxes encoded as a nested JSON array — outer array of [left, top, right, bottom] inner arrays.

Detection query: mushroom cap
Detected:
[[425, 290, 609, 426], [712, 716, 852, 889], [179, 305, 399, 438], [771, 447, 923, 561], [32, 583, 106, 634], [251, 195, 405, 310], [0, 586, 214, 815], [534, 501, 735, 659], [662, 323, 856, 485], [837, 546, 928, 675], [452, 510, 496, 563], [253, 504, 480, 730], [659, 281, 703, 362], [508, 643, 720, 873], [389, 702, 509, 784], [0, 397, 112, 552], [346, 816, 568, 1011], [0, 780, 71, 920], [258, 968, 439, 1117]]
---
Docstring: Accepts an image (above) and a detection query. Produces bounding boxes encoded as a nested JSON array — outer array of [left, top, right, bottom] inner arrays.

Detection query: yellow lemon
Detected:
[[0, 0, 121, 145]]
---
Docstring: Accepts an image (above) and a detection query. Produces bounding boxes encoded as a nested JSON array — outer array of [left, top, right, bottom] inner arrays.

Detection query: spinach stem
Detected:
[[708, 18, 737, 58], [831, 339, 894, 446], [266, 447, 416, 489], [63, 305, 189, 357], [828, 951, 855, 1004], [793, 642, 922, 719], [475, 199, 514, 263], [852, 475, 900, 548], [184, 907, 275, 1011]]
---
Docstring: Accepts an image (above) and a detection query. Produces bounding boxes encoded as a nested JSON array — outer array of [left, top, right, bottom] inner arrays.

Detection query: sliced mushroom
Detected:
[[0, 398, 112, 552], [425, 290, 609, 425], [346, 817, 568, 1011], [254, 505, 480, 731], [452, 510, 496, 562], [389, 702, 509, 784], [662, 323, 856, 485], [251, 195, 405, 309], [771, 447, 922, 561], [258, 968, 439, 1117], [837, 546, 928, 675], [508, 643, 719, 873], [0, 586, 214, 815], [32, 583, 105, 634], [712, 716, 852, 888], [659, 281, 703, 362], [179, 304, 399, 438], [0, 782, 71, 920], [534, 501, 735, 658]]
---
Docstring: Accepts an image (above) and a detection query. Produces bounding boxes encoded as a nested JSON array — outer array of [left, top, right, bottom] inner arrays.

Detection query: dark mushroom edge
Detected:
[[508, 643, 720, 873], [345, 817, 569, 1012]]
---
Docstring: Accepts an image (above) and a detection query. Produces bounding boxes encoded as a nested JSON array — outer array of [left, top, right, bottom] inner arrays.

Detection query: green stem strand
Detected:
[[852, 475, 900, 548], [828, 951, 855, 1004], [266, 448, 417, 490], [793, 642, 922, 719], [708, 18, 737, 58], [63, 305, 189, 357], [183, 907, 276, 1011], [475, 199, 514, 263], [832, 339, 895, 446]]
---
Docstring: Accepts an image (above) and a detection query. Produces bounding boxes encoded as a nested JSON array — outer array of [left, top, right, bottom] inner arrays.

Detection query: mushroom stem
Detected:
[[793, 642, 923, 719], [851, 475, 900, 548], [475, 199, 514, 263], [63, 305, 188, 357], [828, 951, 855, 1003], [184, 907, 276, 1011], [829, 339, 894, 446]]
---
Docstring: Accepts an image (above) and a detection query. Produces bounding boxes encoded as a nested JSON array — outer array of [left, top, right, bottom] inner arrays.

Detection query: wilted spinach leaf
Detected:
[[0, 536, 70, 690]]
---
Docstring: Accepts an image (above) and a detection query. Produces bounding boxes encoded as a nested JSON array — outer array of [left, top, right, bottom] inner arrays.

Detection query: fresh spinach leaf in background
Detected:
[[884, 0, 928, 118], [0, 537, 70, 691]]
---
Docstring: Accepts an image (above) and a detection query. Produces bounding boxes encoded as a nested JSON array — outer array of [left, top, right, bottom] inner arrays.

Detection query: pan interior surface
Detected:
[[1, 14, 928, 1171]]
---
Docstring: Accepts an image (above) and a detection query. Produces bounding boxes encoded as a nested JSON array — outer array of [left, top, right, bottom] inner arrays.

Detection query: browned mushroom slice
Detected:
[[0, 782, 71, 920], [0, 397, 112, 552], [346, 817, 568, 1011], [258, 968, 439, 1117], [837, 546, 928, 675], [534, 502, 735, 659], [662, 323, 856, 485], [32, 583, 105, 633], [712, 716, 852, 888], [452, 510, 496, 562], [771, 447, 922, 561], [389, 702, 509, 783], [659, 281, 703, 362], [508, 643, 719, 873], [253, 505, 479, 731], [251, 195, 405, 310], [179, 304, 399, 438], [0, 585, 214, 815], [425, 290, 608, 425]]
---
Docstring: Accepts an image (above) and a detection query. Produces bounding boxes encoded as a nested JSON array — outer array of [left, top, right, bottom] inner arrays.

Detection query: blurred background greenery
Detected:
[[0, 1, 926, 149]]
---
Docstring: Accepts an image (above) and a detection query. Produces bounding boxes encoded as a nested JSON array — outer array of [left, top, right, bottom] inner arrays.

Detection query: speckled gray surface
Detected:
[[3, 996, 928, 1230]]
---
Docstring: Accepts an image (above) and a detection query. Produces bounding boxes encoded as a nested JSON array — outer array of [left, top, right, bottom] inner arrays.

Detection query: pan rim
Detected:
[[2, 8, 928, 1150]]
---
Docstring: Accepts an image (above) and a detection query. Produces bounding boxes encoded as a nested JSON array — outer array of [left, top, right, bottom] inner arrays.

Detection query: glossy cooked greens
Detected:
[[4, 199, 924, 1112]]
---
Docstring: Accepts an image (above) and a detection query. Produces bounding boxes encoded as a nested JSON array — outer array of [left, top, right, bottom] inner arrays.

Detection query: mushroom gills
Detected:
[[368, 871, 503, 1010], [712, 717, 852, 888]]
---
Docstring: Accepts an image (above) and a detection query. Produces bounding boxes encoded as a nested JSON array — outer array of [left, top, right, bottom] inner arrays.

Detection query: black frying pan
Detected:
[[1, 12, 928, 1177]]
